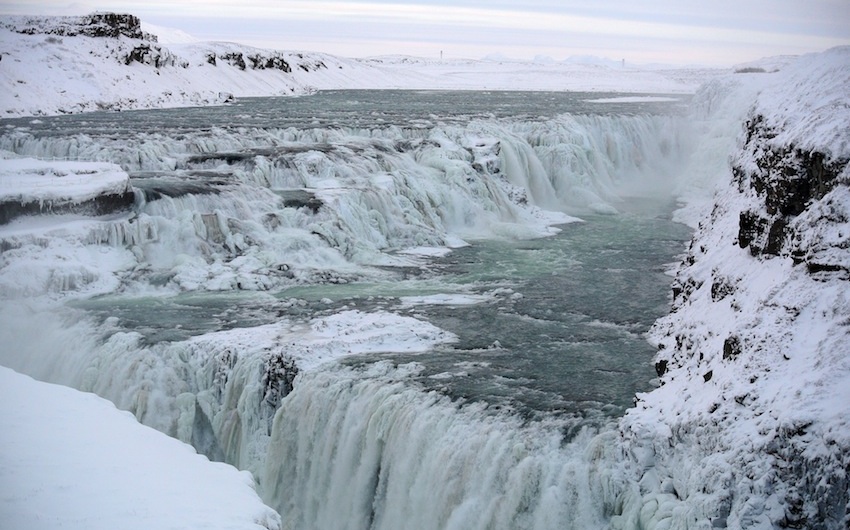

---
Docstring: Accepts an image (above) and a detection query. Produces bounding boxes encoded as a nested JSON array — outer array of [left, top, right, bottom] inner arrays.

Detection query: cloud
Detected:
[[3, 0, 849, 65]]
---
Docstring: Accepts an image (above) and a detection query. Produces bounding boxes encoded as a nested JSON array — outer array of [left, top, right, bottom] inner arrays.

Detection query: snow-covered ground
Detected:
[[0, 13, 720, 118], [0, 366, 281, 530]]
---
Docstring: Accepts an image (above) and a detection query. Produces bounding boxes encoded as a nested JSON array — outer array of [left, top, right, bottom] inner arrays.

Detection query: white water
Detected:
[[0, 91, 716, 529], [263, 362, 628, 530]]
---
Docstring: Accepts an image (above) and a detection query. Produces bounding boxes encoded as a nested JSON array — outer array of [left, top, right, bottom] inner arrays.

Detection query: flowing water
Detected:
[[0, 90, 695, 528]]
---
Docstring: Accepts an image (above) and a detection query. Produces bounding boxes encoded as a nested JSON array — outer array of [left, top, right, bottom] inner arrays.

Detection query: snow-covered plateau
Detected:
[[0, 11, 848, 530]]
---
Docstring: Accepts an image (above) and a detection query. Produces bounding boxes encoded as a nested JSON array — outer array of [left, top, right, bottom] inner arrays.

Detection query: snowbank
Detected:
[[617, 47, 850, 529], [0, 365, 281, 530], [0, 156, 131, 203]]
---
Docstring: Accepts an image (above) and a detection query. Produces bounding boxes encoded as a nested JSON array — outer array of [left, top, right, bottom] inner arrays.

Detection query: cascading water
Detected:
[[0, 90, 700, 529]]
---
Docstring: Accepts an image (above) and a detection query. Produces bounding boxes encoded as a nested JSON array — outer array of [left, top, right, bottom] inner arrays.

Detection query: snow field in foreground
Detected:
[[0, 366, 281, 530]]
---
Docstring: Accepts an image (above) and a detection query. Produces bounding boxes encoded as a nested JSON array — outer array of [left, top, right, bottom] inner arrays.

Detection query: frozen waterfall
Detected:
[[0, 91, 703, 530]]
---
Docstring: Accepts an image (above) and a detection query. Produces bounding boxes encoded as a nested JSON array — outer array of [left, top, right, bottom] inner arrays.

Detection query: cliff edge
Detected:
[[617, 47, 850, 530]]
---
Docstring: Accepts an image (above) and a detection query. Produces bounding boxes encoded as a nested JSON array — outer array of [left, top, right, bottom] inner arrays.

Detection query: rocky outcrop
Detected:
[[212, 51, 291, 72], [734, 113, 849, 269], [3, 13, 155, 41], [0, 189, 136, 225], [0, 158, 138, 225], [124, 44, 186, 68]]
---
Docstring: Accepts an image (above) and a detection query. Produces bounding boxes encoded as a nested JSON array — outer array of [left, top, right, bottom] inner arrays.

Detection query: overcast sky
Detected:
[[4, 0, 850, 65]]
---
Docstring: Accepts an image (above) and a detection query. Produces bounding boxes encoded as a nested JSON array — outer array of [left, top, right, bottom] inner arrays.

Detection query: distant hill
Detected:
[[0, 12, 721, 117]]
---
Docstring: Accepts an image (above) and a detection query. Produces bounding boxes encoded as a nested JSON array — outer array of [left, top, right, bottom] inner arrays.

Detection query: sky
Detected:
[[3, 0, 850, 66]]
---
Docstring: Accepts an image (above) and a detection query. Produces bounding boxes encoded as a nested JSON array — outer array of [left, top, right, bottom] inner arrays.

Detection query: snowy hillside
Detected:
[[0, 13, 718, 117], [618, 47, 850, 529]]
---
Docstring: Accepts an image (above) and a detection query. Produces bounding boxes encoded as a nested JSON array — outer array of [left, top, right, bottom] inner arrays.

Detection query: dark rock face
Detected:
[[124, 44, 182, 68], [280, 189, 323, 214], [734, 114, 848, 262], [247, 54, 291, 72], [722, 335, 741, 361], [219, 52, 247, 70], [0, 190, 137, 225], [654, 359, 668, 377], [214, 52, 291, 72], [261, 353, 299, 431], [769, 426, 850, 530], [9, 13, 155, 41]]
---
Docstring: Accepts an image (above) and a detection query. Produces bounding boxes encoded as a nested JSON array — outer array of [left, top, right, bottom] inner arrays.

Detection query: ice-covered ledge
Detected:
[[0, 155, 136, 224]]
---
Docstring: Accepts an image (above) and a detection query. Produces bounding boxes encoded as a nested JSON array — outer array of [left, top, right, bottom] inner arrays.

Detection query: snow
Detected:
[[397, 293, 493, 308], [616, 46, 850, 529], [140, 21, 198, 44], [0, 14, 722, 118], [185, 309, 458, 373], [0, 155, 131, 204], [752, 46, 850, 159], [0, 365, 281, 530], [584, 96, 682, 103], [1, 11, 849, 530]]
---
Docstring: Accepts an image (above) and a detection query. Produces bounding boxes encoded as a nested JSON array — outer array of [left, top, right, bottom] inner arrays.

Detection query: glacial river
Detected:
[[1, 90, 694, 528]]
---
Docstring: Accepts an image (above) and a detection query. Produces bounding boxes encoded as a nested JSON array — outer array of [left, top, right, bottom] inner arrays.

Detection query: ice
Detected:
[[0, 365, 280, 530], [397, 293, 493, 307], [585, 96, 682, 103], [262, 362, 623, 530], [0, 301, 458, 477], [0, 156, 131, 204], [0, 110, 685, 301], [2, 12, 849, 530]]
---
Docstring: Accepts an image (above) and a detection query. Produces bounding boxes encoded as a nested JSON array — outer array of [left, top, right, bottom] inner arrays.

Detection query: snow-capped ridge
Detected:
[[1, 12, 156, 41]]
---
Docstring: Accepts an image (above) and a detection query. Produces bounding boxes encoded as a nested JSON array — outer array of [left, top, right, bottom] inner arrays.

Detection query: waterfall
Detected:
[[0, 95, 699, 529]]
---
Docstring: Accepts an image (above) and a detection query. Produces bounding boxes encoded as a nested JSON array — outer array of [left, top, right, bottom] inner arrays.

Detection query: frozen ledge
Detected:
[[0, 156, 136, 224]]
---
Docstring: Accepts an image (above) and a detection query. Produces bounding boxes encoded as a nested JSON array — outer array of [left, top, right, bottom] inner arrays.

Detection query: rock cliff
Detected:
[[617, 47, 850, 530]]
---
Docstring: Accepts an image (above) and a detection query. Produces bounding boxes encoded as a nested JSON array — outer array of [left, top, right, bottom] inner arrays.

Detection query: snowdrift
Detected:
[[0, 366, 281, 530], [0, 155, 135, 224]]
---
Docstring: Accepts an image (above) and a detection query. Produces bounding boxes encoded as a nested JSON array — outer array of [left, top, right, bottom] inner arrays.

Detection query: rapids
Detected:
[[0, 90, 698, 528]]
